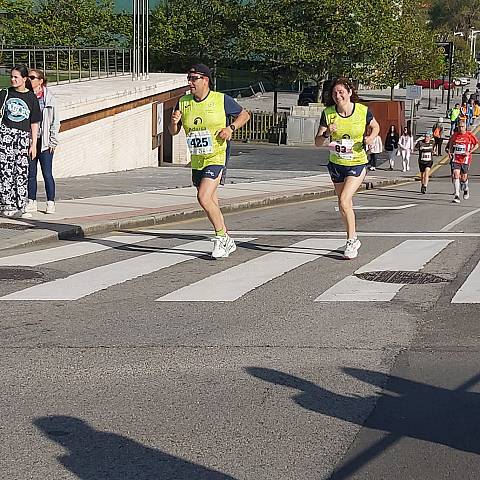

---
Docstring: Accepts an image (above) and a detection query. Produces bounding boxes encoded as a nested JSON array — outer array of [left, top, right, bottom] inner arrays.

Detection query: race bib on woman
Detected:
[[187, 130, 214, 155], [329, 139, 354, 160]]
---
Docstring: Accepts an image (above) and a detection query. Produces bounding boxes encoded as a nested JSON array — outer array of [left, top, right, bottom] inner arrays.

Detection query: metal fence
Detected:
[[0, 47, 132, 84], [232, 111, 288, 144]]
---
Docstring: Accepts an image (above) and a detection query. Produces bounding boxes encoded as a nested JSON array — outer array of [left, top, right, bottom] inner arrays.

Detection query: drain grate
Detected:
[[355, 270, 448, 284], [0, 267, 44, 280], [0, 223, 33, 231]]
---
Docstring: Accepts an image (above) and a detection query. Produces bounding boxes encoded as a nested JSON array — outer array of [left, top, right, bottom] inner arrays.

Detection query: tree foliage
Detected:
[[149, 0, 241, 72], [0, 0, 129, 47]]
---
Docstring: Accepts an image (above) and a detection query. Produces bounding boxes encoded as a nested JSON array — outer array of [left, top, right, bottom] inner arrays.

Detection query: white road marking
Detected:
[[156, 239, 345, 302], [334, 204, 417, 211], [0, 234, 155, 267], [0, 239, 254, 301], [440, 207, 480, 232], [451, 262, 480, 303], [316, 239, 452, 302], [138, 229, 480, 238]]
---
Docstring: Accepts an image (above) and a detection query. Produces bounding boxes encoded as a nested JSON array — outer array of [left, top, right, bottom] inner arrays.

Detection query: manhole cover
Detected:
[[0, 223, 33, 231], [355, 270, 448, 284], [0, 267, 44, 280]]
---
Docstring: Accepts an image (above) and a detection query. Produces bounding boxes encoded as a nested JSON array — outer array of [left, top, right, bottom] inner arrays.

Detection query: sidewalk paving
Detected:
[[0, 163, 411, 252]]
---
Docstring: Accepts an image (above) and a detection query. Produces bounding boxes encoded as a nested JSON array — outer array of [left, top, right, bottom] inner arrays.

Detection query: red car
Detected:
[[415, 79, 454, 90]]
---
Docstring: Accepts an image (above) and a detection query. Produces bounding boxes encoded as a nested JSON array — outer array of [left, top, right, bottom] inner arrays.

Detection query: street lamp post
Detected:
[[132, 0, 149, 80], [469, 30, 480, 59]]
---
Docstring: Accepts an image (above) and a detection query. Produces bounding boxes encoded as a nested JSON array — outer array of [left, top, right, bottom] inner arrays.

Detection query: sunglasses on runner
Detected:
[[187, 75, 204, 82]]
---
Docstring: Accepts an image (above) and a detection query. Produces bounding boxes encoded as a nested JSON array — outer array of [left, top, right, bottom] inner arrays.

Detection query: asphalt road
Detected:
[[1, 158, 480, 479]]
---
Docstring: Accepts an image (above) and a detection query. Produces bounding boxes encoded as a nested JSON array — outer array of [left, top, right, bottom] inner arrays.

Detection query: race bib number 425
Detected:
[[187, 130, 214, 155]]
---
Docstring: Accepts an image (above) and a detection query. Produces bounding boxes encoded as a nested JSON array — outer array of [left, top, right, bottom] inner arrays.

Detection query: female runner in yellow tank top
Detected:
[[315, 78, 380, 259]]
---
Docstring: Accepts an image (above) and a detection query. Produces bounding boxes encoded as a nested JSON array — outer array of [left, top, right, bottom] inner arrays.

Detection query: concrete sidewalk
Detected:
[[0, 167, 410, 252]]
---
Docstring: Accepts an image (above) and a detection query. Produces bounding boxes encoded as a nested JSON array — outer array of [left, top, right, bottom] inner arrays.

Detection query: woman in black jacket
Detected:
[[385, 124, 399, 170]]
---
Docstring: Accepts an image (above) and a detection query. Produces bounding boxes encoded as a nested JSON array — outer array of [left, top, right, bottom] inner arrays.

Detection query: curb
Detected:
[[0, 177, 411, 252]]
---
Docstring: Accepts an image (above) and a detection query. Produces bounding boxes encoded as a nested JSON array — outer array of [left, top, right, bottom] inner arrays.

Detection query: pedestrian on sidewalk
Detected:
[[467, 99, 475, 127], [414, 131, 435, 194], [315, 77, 380, 260], [448, 103, 461, 136], [398, 126, 414, 172], [384, 125, 399, 170], [446, 120, 478, 203], [168, 64, 250, 259], [473, 100, 480, 121], [366, 134, 382, 171], [26, 68, 60, 215], [432, 121, 444, 156], [0, 65, 41, 218]]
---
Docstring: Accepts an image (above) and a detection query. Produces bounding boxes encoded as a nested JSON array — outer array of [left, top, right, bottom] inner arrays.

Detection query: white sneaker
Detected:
[[464, 190, 470, 200], [452, 196, 460, 203], [211, 234, 236, 259], [45, 201, 55, 214], [21, 212, 32, 218], [25, 199, 37, 212], [3, 210, 16, 218], [344, 238, 361, 260]]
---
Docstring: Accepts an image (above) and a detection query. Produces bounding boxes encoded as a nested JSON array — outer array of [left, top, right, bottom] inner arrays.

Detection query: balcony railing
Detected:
[[0, 47, 132, 85]]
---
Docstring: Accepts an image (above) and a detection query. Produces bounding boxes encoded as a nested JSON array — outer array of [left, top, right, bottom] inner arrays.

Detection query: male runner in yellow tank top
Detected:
[[169, 64, 250, 258]]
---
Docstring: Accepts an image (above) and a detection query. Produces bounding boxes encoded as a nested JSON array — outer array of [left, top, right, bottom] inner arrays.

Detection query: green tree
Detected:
[[1, 0, 124, 47], [149, 0, 241, 73], [370, 0, 444, 99]]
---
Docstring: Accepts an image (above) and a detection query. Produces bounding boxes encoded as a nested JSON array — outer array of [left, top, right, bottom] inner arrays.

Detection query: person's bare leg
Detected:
[[335, 171, 366, 239], [197, 176, 225, 232]]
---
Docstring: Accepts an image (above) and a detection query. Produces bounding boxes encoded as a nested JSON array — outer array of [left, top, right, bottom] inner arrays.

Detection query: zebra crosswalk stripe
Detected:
[[0, 234, 155, 267], [451, 262, 480, 304], [315, 239, 452, 302], [0, 239, 254, 301], [156, 239, 345, 302]]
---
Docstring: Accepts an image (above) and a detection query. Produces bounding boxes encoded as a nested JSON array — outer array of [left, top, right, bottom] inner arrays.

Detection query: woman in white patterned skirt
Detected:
[[0, 65, 41, 218]]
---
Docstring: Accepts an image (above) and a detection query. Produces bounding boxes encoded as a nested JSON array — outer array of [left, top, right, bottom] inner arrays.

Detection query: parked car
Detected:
[[414, 79, 454, 90], [297, 80, 335, 106], [297, 85, 319, 106]]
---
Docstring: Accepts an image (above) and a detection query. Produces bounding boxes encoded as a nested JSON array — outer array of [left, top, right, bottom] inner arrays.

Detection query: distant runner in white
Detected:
[[315, 78, 380, 260]]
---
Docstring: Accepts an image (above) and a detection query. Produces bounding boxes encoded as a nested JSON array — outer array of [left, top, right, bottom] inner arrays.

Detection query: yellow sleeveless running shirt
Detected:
[[324, 103, 369, 166], [179, 91, 228, 170]]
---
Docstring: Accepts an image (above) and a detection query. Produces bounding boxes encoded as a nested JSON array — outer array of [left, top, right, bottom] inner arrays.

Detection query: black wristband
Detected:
[[229, 124, 236, 132]]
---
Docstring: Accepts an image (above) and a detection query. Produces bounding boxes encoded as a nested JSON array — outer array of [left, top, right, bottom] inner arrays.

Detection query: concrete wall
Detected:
[[49, 73, 189, 178]]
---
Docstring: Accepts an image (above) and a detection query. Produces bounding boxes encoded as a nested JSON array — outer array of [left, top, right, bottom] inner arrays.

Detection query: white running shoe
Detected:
[[344, 238, 361, 260], [211, 234, 237, 259], [463, 190, 470, 200], [452, 196, 460, 203], [21, 212, 33, 218], [3, 210, 16, 218], [25, 199, 37, 212], [45, 201, 55, 214]]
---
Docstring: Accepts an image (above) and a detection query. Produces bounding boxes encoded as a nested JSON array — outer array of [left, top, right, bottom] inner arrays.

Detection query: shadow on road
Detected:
[[246, 366, 480, 479], [34, 416, 238, 480]]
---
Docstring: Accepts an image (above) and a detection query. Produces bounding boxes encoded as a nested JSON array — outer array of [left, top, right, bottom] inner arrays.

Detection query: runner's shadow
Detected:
[[34, 416, 237, 480], [246, 367, 480, 478]]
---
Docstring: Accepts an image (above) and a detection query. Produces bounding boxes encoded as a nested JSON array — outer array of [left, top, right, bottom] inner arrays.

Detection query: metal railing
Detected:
[[0, 47, 132, 84], [232, 110, 288, 143]]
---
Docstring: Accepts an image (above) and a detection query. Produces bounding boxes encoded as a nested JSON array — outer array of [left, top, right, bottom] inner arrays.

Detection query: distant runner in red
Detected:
[[446, 120, 479, 203]]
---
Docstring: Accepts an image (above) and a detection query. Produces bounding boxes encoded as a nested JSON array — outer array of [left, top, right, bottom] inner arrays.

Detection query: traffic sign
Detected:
[[406, 85, 422, 100]]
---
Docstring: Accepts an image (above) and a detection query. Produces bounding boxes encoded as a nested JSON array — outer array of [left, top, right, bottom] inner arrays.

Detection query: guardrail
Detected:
[[0, 47, 132, 84], [232, 110, 288, 143], [221, 81, 266, 99]]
